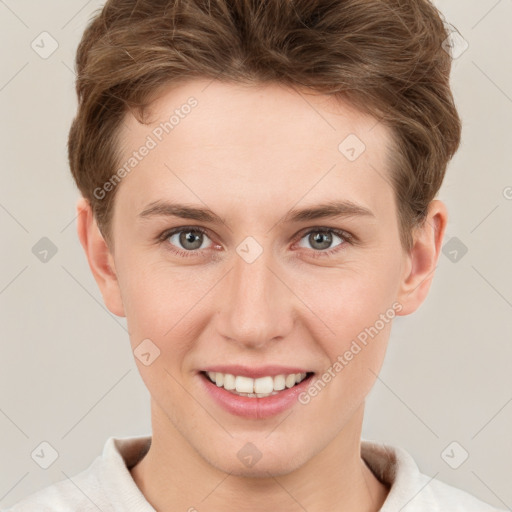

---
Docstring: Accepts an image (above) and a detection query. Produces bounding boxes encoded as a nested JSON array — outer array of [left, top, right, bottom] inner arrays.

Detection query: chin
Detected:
[[202, 440, 310, 478], [217, 458, 303, 479]]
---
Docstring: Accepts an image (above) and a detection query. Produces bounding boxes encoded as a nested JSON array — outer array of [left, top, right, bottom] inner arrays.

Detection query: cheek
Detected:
[[117, 256, 213, 359], [116, 261, 206, 412], [295, 271, 396, 419], [299, 258, 400, 331], [295, 257, 401, 382]]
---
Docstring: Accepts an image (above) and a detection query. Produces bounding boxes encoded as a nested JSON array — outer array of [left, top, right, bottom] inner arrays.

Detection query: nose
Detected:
[[215, 242, 295, 350]]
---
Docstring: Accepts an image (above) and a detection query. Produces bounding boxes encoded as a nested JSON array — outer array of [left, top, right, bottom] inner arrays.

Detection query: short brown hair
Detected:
[[68, 0, 462, 251]]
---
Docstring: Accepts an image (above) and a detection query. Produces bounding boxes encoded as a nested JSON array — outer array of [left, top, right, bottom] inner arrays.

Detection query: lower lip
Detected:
[[199, 372, 314, 419]]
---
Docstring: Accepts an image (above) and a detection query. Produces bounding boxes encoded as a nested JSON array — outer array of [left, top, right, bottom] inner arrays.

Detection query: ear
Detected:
[[396, 199, 448, 316], [76, 197, 125, 317]]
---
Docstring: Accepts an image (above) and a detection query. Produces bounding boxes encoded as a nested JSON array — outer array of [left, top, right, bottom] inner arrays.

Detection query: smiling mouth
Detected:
[[201, 371, 315, 398]]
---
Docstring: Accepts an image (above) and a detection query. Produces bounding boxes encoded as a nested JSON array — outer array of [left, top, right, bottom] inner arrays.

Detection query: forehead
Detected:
[[114, 79, 395, 222], [133, 79, 387, 150]]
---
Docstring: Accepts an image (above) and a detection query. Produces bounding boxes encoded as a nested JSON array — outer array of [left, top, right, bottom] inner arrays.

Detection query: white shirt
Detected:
[[3, 435, 503, 511]]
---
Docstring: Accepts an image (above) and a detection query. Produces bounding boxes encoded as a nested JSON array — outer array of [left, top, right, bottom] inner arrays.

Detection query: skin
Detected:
[[77, 79, 447, 512]]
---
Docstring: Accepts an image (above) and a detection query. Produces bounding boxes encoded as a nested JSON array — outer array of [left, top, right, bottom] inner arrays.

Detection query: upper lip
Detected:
[[201, 365, 314, 379]]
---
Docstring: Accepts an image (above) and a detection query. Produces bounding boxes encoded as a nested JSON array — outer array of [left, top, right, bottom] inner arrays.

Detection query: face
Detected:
[[104, 80, 412, 476]]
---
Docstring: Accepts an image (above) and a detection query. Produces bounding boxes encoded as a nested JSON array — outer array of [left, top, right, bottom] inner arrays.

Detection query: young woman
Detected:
[[5, 0, 503, 510]]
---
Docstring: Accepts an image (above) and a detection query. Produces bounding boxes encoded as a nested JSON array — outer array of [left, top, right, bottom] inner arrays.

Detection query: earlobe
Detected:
[[396, 200, 448, 316], [76, 197, 126, 317]]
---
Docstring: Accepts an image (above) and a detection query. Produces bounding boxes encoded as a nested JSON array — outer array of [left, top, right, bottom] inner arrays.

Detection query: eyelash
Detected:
[[157, 226, 354, 259]]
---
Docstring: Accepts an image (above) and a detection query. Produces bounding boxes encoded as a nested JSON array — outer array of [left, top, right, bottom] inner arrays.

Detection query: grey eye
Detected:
[[298, 230, 344, 251], [168, 230, 212, 251]]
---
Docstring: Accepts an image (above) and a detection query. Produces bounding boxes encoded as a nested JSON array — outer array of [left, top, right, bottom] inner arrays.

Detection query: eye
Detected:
[[160, 226, 214, 257], [296, 228, 350, 257]]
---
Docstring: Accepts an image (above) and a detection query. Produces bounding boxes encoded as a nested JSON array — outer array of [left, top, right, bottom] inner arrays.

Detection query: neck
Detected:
[[130, 402, 389, 512]]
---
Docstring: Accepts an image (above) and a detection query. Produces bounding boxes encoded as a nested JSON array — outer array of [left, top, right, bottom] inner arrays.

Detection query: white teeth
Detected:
[[205, 371, 310, 396], [273, 374, 286, 391], [223, 373, 236, 390], [235, 375, 254, 393], [285, 374, 296, 388], [254, 376, 274, 394]]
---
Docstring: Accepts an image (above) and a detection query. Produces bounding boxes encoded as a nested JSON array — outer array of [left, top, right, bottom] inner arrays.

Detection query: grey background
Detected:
[[0, 0, 511, 509]]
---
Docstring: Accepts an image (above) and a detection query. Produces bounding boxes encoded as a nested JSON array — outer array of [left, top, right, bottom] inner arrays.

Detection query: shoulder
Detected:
[[1, 457, 109, 512], [2, 435, 152, 512], [413, 471, 503, 511], [361, 438, 504, 511]]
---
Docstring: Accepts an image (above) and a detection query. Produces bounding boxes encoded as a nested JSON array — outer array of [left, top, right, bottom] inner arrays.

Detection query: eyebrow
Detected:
[[138, 199, 375, 225]]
